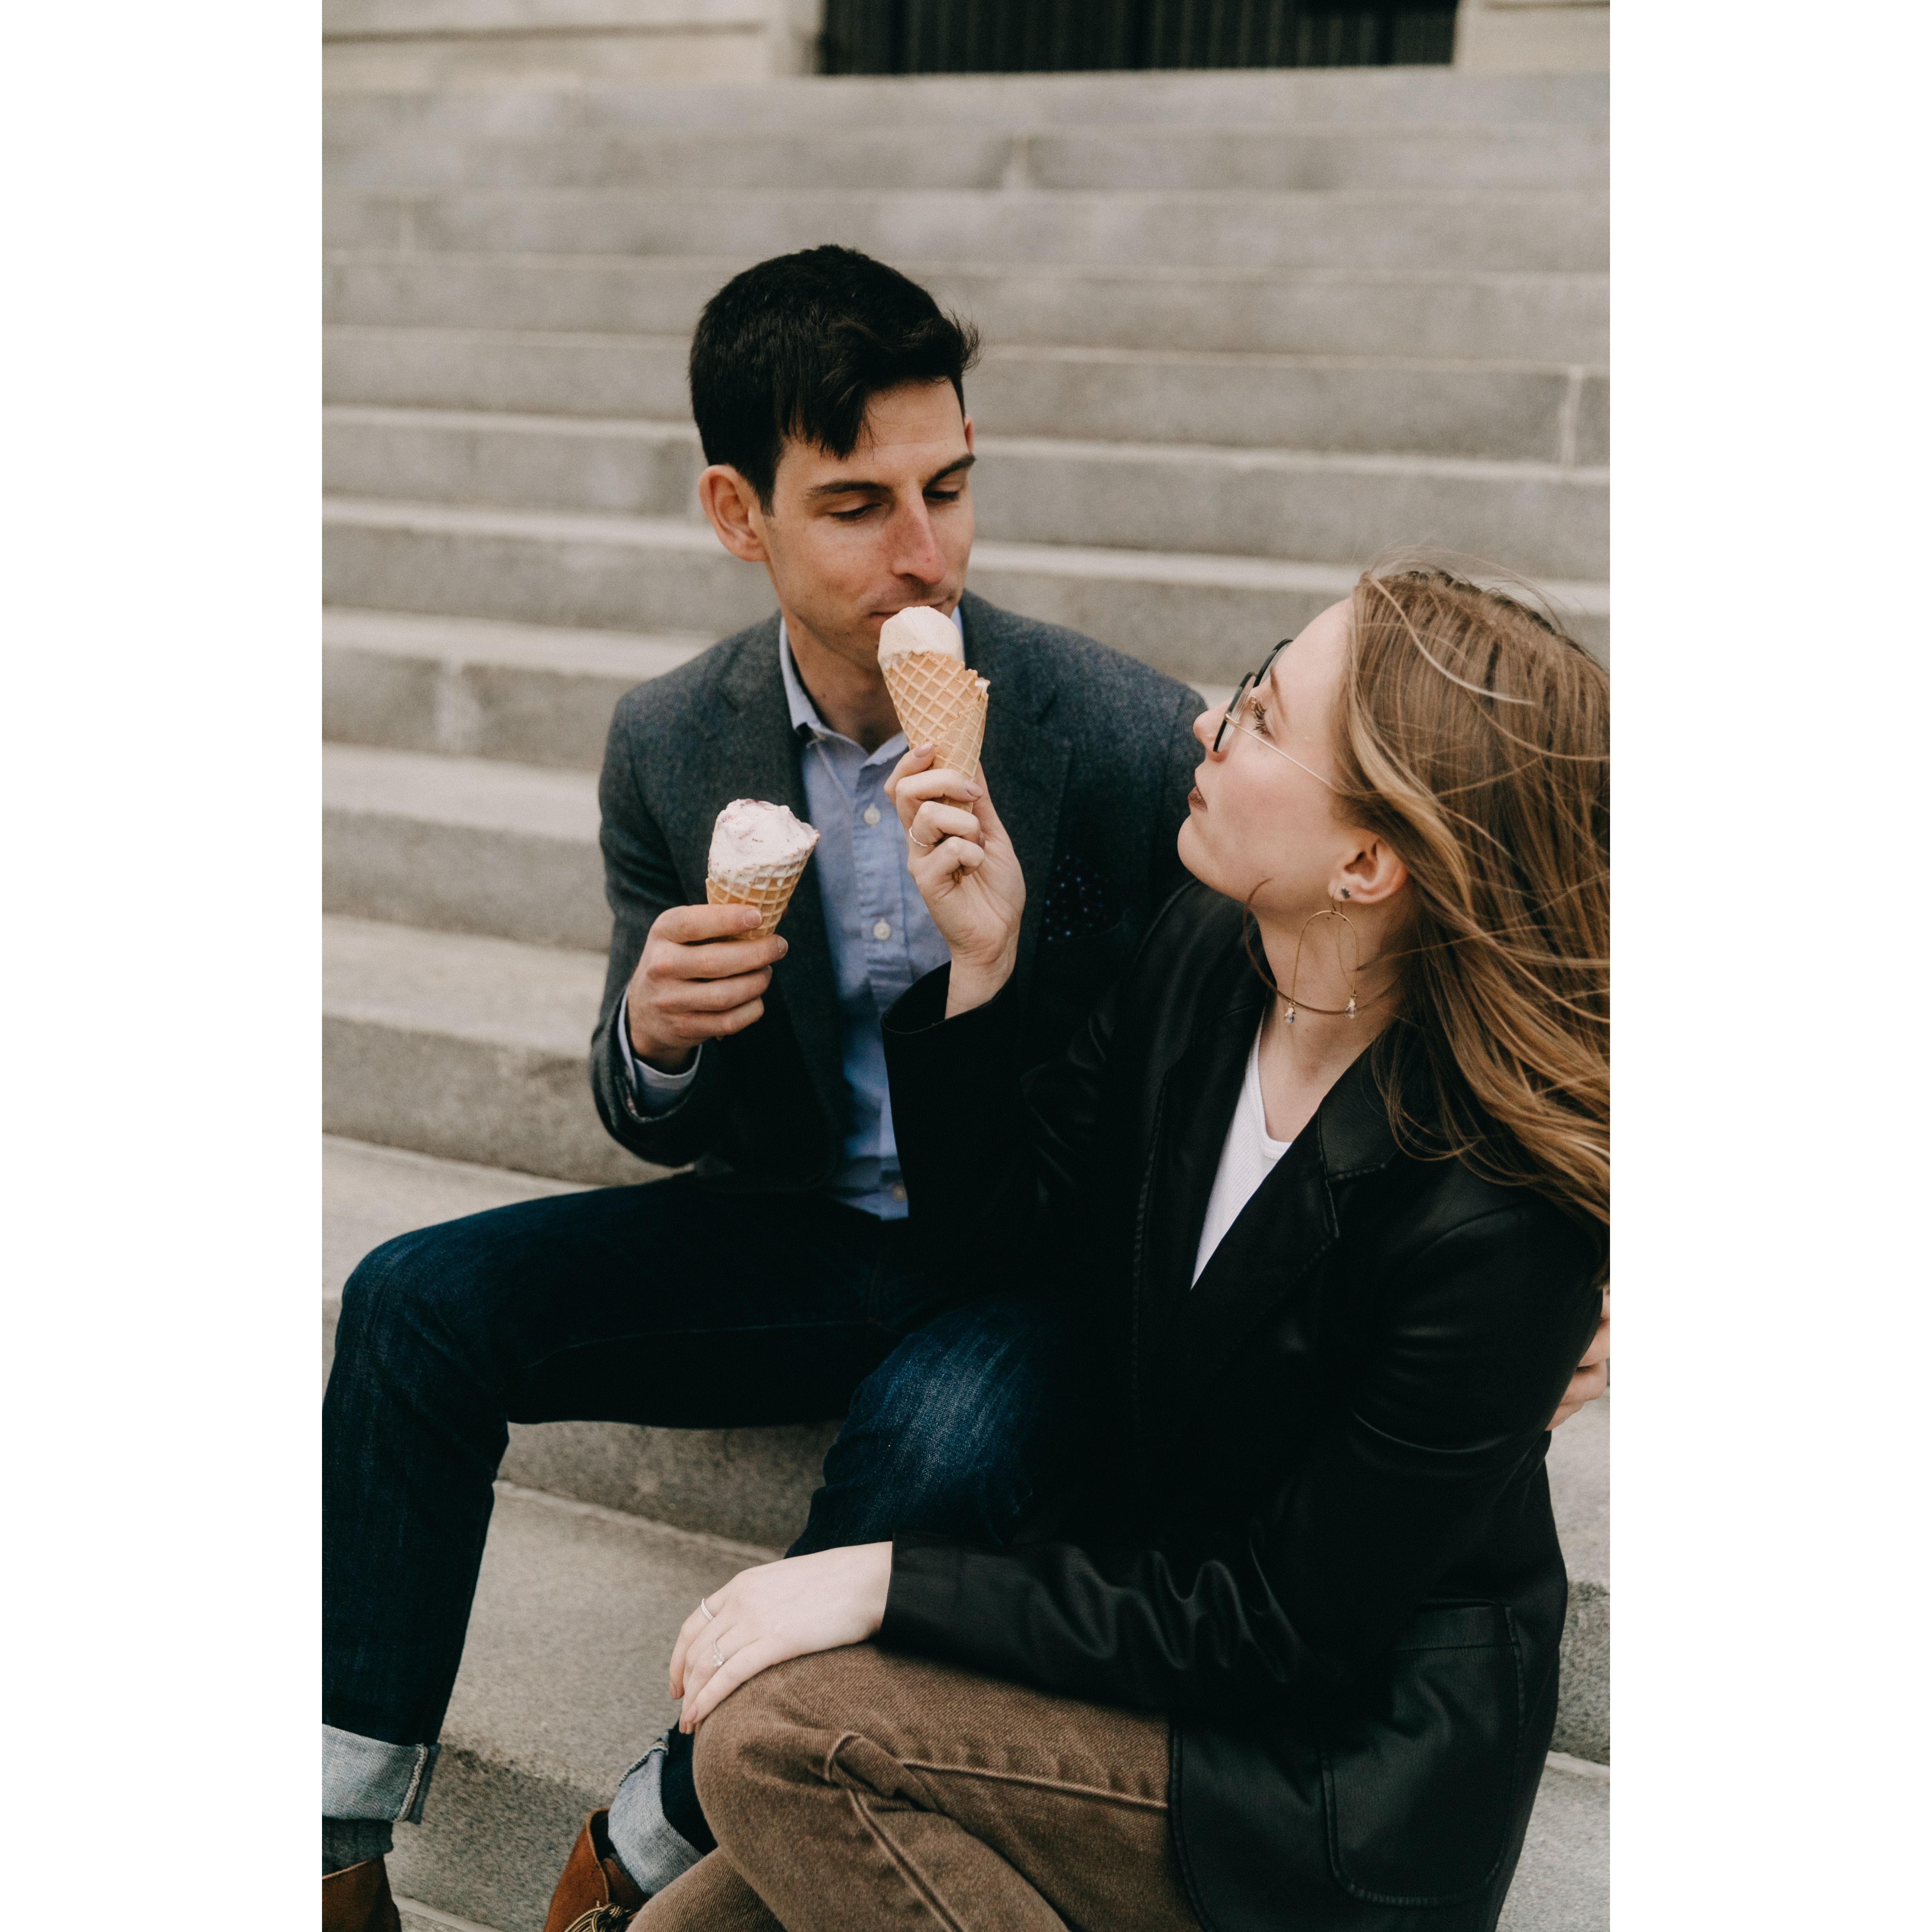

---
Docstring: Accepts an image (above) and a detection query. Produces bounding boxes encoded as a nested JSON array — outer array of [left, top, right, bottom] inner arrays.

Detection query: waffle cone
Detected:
[[705, 846, 815, 940], [884, 653, 989, 782]]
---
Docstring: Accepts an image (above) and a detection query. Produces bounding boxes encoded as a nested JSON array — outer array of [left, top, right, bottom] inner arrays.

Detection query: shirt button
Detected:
[[863, 805, 882, 826], [873, 920, 892, 940], [891, 1183, 908, 1201]]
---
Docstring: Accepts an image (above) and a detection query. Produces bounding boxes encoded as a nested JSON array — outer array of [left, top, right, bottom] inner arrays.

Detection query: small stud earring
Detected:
[[1338, 888, 1351, 899]]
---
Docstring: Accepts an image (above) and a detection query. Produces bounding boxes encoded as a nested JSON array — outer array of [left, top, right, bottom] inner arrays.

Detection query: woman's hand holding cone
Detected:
[[886, 744, 1024, 1016]]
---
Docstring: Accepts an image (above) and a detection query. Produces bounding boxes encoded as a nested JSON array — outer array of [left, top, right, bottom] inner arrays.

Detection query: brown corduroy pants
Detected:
[[632, 1645, 1201, 1932]]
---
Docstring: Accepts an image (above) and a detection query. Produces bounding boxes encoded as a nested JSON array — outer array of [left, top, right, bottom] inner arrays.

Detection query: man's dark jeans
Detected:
[[323, 1174, 1075, 1773]]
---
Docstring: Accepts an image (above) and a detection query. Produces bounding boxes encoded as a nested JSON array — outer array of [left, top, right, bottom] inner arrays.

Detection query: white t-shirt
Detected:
[[1191, 1020, 1292, 1286]]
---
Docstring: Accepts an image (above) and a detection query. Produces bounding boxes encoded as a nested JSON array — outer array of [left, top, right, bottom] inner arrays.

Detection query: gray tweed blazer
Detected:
[[588, 589, 1203, 1191]]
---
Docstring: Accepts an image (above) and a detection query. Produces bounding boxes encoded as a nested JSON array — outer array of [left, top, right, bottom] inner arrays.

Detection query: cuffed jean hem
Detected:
[[323, 1724, 441, 1824], [607, 1738, 705, 1897]]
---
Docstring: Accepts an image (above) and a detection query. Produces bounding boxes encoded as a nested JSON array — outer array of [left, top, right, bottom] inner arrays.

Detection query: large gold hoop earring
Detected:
[[1284, 899, 1360, 1025]]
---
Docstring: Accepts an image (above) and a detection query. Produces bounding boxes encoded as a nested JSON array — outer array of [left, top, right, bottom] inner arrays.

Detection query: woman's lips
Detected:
[[1187, 786, 1206, 811]]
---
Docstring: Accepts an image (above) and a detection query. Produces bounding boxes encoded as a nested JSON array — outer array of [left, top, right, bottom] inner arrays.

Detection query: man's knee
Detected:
[[897, 1297, 1061, 1412], [870, 1301, 1069, 1476], [336, 1218, 500, 1361]]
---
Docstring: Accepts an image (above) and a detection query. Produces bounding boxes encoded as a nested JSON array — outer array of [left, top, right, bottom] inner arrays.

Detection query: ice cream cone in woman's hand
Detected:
[[704, 799, 820, 939], [878, 605, 989, 781]]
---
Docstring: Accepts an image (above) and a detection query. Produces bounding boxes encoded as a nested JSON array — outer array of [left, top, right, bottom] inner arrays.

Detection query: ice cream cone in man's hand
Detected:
[[705, 798, 821, 939], [878, 605, 989, 785], [623, 803, 813, 1075]]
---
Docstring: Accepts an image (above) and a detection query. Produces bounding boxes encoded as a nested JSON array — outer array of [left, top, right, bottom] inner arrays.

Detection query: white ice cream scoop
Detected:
[[877, 604, 963, 671], [708, 798, 819, 879]]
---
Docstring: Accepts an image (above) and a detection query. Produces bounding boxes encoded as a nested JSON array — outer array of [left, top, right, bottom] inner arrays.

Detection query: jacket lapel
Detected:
[[704, 622, 844, 1134], [1106, 947, 1262, 1480], [1137, 966, 1265, 1342], [1166, 1047, 1399, 1423]]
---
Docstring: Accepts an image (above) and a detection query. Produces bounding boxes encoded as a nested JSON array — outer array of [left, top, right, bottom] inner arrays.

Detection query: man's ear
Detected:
[[1335, 836, 1409, 907], [698, 465, 768, 565], [962, 413, 974, 454]]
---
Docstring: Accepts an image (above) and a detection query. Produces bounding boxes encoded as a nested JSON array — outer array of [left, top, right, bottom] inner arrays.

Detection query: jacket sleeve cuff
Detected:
[[879, 1534, 972, 1656], [881, 969, 1026, 1209], [615, 993, 701, 1117], [881, 964, 1023, 1061], [880, 1534, 1070, 1693]]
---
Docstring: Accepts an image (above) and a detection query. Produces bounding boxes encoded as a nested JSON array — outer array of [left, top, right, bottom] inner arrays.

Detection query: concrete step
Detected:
[[322, 69, 1608, 144], [380, 1481, 1606, 1932], [325, 405, 1610, 579], [323, 0, 811, 93], [323, 495, 1610, 681], [325, 741, 609, 948], [326, 252, 1610, 364], [324, 1135, 836, 1548], [323, 911, 658, 1185], [325, 328, 1607, 466], [326, 406, 704, 522], [324, 605, 705, 770], [397, 1898, 499, 1932], [1545, 1392, 1610, 1767], [1500, 1757, 1609, 1932], [325, 184, 1608, 273], [326, 120, 1608, 194]]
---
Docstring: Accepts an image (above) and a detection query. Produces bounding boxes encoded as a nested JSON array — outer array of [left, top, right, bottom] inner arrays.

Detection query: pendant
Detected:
[[1284, 1003, 1296, 1024], [1346, 997, 1357, 1019]]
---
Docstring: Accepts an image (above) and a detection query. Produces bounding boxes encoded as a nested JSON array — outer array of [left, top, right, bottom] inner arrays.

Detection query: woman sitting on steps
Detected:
[[551, 562, 1610, 1932]]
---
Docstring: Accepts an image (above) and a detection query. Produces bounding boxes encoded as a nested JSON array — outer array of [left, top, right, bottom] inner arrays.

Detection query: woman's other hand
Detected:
[[886, 744, 1025, 1015], [669, 1542, 893, 1732], [1548, 1288, 1610, 1430]]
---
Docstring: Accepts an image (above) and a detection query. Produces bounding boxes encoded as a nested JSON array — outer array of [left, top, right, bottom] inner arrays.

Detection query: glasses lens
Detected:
[[1215, 674, 1253, 753], [1216, 640, 1290, 752]]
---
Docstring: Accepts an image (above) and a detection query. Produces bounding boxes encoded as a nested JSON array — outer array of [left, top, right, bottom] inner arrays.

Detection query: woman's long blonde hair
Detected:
[[1333, 562, 1609, 1229]]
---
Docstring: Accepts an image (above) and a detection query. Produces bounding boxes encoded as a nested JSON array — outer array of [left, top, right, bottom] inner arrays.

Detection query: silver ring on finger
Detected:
[[698, 1596, 716, 1622], [908, 833, 934, 852], [710, 1640, 726, 1670]]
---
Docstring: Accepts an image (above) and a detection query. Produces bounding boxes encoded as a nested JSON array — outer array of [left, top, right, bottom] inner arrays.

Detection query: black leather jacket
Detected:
[[879, 883, 1605, 1932]]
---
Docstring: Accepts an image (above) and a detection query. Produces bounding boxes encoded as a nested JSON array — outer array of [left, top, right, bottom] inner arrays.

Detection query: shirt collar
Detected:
[[778, 608, 966, 747]]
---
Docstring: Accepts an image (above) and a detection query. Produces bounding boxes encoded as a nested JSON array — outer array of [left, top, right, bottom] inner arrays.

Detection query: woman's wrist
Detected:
[[945, 947, 1017, 1017]]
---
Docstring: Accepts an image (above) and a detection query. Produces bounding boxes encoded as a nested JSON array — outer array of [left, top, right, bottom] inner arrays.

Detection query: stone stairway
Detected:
[[324, 59, 1608, 1931]]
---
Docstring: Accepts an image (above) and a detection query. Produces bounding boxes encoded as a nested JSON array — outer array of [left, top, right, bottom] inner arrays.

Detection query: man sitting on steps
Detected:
[[323, 246, 1609, 1932]]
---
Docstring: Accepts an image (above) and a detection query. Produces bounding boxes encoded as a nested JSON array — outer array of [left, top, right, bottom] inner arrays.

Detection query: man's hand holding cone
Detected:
[[624, 902, 790, 1073]]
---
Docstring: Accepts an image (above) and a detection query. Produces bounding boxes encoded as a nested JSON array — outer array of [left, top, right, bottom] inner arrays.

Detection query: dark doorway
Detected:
[[821, 2, 1461, 75]]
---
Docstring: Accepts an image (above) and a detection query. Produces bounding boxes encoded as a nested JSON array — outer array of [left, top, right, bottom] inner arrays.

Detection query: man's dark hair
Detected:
[[688, 246, 981, 507]]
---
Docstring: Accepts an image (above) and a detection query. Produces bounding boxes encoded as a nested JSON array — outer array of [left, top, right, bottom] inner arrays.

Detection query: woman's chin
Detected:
[[1175, 818, 1215, 889]]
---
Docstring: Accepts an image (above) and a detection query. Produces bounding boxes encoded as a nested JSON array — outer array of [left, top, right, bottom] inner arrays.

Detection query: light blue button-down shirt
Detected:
[[621, 612, 957, 1219]]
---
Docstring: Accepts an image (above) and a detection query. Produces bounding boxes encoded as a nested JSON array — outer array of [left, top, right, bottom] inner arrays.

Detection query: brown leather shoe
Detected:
[[543, 1809, 647, 1932], [322, 1856, 402, 1932]]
